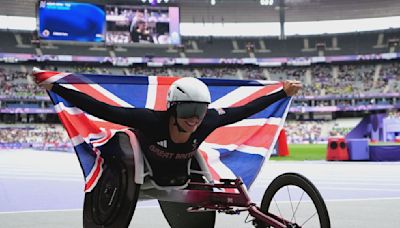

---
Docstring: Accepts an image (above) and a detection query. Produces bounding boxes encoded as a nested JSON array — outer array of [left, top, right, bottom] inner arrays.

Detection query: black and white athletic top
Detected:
[[52, 84, 287, 186]]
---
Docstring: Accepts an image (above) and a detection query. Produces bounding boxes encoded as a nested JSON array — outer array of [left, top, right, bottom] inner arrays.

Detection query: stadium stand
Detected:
[[1, 60, 400, 99], [0, 124, 71, 150], [2, 29, 400, 58], [0, 26, 399, 147]]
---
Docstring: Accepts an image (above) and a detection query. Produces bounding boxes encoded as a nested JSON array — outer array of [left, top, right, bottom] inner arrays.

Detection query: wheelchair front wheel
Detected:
[[83, 133, 141, 228], [255, 172, 330, 228]]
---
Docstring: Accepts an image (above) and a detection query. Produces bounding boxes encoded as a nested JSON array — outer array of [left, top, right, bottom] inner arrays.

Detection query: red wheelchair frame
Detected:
[[83, 132, 330, 228], [141, 177, 307, 228]]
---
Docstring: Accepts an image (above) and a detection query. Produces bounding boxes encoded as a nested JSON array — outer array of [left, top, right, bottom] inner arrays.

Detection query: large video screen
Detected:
[[105, 5, 180, 45], [38, 1, 105, 42]]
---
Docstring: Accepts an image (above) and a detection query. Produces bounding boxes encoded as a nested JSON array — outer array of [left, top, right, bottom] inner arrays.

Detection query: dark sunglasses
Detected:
[[175, 102, 208, 119]]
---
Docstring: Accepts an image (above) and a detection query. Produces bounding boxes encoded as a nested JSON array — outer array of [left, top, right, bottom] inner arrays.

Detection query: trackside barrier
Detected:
[[346, 138, 369, 160], [326, 137, 349, 161]]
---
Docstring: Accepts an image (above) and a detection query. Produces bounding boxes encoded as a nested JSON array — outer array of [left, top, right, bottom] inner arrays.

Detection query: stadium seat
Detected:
[[326, 137, 349, 161]]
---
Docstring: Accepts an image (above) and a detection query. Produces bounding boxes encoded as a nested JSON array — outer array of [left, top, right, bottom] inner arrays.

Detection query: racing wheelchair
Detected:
[[83, 131, 330, 228]]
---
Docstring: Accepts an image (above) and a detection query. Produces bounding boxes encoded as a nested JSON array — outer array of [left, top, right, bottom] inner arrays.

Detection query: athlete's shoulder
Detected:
[[131, 108, 168, 120], [202, 108, 227, 123], [206, 108, 226, 116], [197, 108, 228, 132], [146, 109, 167, 115]]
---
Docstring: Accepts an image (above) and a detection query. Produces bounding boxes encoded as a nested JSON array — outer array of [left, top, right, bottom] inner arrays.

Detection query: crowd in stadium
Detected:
[[0, 120, 362, 146], [1, 61, 400, 98], [1, 60, 399, 148], [0, 122, 330, 147], [284, 120, 352, 144], [285, 121, 326, 144], [388, 110, 400, 118], [0, 67, 46, 97], [0, 124, 71, 150]]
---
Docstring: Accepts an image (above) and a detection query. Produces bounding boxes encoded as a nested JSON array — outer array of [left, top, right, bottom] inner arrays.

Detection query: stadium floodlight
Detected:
[[211, 0, 216, 6]]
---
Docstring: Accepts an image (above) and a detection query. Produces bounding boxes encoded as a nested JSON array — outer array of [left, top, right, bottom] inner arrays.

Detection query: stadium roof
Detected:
[[0, 0, 399, 23]]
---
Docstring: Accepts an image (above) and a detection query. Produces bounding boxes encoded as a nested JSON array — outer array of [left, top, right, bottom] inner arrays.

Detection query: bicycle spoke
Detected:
[[273, 197, 287, 226], [300, 211, 318, 227], [290, 190, 305, 223], [286, 186, 297, 224]]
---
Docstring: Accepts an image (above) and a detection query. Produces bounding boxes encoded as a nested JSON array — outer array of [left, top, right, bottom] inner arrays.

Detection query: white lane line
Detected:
[[0, 176, 83, 182], [0, 171, 81, 176], [2, 197, 400, 215], [315, 182, 400, 187], [255, 197, 400, 204], [324, 197, 400, 202], [254, 179, 400, 185], [0, 209, 83, 215], [318, 186, 400, 192]]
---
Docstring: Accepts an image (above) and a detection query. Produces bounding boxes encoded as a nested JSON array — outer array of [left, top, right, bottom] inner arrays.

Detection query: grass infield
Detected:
[[270, 142, 400, 161], [270, 144, 327, 161]]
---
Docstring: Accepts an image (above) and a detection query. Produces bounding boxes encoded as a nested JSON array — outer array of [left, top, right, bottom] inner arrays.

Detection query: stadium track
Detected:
[[1, 149, 400, 227]]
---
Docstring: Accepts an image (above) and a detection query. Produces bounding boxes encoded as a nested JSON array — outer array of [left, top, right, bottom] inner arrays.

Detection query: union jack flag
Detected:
[[33, 69, 292, 192]]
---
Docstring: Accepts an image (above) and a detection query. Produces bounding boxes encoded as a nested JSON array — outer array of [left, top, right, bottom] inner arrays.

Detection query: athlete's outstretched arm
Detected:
[[212, 80, 301, 127], [212, 89, 287, 127], [51, 84, 155, 128]]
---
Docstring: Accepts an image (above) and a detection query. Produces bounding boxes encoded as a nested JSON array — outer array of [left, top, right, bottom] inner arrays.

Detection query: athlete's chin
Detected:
[[182, 123, 199, 132], [180, 120, 200, 132], [184, 125, 198, 133]]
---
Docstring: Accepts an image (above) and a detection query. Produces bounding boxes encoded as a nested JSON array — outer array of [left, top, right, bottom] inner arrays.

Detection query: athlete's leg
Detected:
[[158, 200, 216, 228], [158, 160, 215, 228]]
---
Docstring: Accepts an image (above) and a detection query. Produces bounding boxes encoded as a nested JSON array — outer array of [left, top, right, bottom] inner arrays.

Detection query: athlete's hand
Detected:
[[283, 80, 302, 96], [33, 76, 53, 90], [31, 68, 54, 90], [40, 83, 53, 90]]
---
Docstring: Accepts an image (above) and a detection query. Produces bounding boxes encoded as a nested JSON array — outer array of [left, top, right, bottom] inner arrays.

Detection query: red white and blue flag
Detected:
[[33, 70, 292, 192]]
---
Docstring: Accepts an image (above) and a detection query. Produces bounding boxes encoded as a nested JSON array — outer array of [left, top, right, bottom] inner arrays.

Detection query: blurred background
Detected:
[[0, 0, 399, 159], [0, 0, 400, 227]]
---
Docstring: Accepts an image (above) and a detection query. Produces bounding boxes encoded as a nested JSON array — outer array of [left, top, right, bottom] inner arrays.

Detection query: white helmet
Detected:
[[167, 77, 211, 109]]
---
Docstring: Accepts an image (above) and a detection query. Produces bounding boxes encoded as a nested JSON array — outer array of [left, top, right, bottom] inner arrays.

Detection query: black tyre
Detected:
[[83, 133, 140, 228], [255, 172, 330, 228]]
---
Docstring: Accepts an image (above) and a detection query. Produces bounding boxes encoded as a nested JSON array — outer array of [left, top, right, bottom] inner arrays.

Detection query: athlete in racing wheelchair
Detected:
[[38, 77, 301, 228]]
